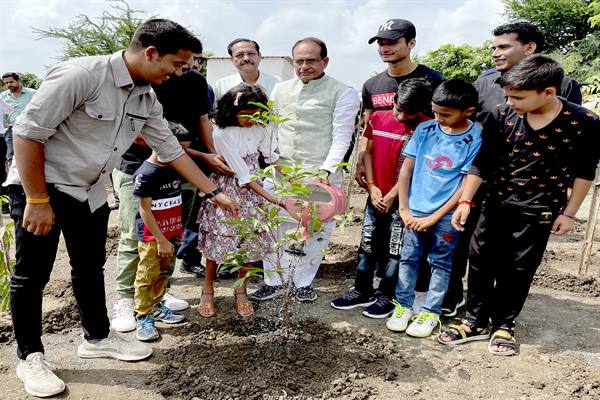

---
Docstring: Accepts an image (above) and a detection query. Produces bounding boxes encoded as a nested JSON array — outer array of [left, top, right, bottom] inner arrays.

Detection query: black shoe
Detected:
[[249, 284, 283, 301], [362, 296, 395, 319], [441, 298, 466, 318], [217, 267, 235, 280], [330, 288, 375, 310], [180, 260, 205, 278], [295, 286, 317, 303]]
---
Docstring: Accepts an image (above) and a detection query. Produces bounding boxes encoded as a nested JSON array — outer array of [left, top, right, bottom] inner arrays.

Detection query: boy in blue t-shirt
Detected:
[[386, 79, 482, 338]]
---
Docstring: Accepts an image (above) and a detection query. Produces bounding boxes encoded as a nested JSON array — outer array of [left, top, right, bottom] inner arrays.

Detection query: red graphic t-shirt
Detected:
[[363, 111, 430, 195]]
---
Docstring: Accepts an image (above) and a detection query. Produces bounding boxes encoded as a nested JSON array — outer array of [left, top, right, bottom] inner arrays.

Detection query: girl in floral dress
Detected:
[[197, 84, 280, 318]]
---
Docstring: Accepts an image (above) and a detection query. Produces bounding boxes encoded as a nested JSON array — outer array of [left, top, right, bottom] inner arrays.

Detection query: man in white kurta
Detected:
[[251, 37, 360, 303], [213, 38, 279, 102]]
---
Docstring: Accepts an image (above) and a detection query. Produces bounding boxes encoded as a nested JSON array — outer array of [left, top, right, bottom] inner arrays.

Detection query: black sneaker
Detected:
[[330, 288, 376, 310], [362, 296, 395, 319], [294, 286, 317, 303], [179, 260, 205, 278], [249, 285, 283, 301], [441, 298, 466, 318]]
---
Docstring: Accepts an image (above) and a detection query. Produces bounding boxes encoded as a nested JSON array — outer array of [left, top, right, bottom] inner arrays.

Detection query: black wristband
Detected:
[[204, 187, 222, 199]]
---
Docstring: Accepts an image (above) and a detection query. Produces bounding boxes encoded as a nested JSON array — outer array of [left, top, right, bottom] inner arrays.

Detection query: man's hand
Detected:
[[382, 191, 397, 213], [551, 214, 575, 235], [23, 203, 55, 236], [452, 204, 471, 231], [212, 192, 240, 218], [204, 153, 234, 176], [354, 156, 368, 189], [157, 238, 175, 259]]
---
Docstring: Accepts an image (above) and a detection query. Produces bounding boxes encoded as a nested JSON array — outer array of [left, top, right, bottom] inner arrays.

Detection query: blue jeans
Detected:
[[395, 217, 459, 315], [354, 199, 403, 298], [5, 126, 13, 165]]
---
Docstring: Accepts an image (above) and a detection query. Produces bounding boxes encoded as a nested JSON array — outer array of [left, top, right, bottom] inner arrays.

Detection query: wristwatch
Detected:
[[203, 187, 222, 199]]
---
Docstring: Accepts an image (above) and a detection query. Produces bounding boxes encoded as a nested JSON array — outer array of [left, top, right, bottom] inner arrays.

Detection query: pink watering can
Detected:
[[281, 180, 348, 239]]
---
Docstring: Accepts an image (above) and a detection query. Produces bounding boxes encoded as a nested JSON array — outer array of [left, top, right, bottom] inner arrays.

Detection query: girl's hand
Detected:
[[213, 193, 240, 218], [157, 239, 175, 259]]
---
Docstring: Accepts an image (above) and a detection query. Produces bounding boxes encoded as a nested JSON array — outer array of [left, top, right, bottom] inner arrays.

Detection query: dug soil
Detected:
[[0, 191, 599, 400]]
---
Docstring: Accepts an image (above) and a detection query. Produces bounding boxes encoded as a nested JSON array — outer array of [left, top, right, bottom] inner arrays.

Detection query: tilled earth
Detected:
[[0, 192, 599, 399]]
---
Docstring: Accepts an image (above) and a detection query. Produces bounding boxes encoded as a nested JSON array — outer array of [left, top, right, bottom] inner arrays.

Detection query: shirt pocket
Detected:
[[84, 101, 115, 121], [125, 112, 149, 136]]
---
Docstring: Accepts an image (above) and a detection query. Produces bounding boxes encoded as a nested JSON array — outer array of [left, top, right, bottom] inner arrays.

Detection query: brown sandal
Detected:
[[197, 290, 216, 318], [234, 291, 254, 317]]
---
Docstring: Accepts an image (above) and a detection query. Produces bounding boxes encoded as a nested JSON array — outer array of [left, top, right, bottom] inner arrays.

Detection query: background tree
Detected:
[[33, 0, 148, 60], [415, 42, 494, 83], [502, 0, 593, 53]]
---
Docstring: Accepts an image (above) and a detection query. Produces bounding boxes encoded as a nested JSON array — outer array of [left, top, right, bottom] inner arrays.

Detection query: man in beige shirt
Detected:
[[9, 19, 238, 398]]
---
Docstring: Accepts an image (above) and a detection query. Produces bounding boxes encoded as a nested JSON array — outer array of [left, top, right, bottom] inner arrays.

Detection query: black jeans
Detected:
[[9, 185, 111, 359], [354, 199, 403, 298], [465, 201, 556, 331]]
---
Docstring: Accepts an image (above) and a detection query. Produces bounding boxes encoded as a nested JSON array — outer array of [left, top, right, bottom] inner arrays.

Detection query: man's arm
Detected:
[[363, 138, 384, 211], [354, 108, 374, 188], [320, 88, 361, 175], [198, 114, 216, 153]]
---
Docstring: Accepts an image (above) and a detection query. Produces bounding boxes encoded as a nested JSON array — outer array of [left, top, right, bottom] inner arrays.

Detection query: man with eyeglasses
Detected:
[[250, 37, 360, 303], [213, 38, 280, 102]]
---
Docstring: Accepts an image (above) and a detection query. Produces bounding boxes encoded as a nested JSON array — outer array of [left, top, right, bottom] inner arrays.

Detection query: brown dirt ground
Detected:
[[0, 190, 599, 400]]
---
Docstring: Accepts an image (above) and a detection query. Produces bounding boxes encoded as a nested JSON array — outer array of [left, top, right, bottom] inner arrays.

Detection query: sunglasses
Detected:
[[193, 56, 207, 65]]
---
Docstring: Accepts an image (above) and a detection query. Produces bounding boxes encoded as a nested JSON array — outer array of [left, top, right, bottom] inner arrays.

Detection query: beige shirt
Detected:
[[10, 51, 184, 211]]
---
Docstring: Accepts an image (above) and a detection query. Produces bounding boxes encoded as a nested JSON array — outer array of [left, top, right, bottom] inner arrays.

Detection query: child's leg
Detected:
[[394, 228, 426, 308], [198, 259, 217, 317], [353, 199, 381, 296], [135, 241, 164, 317], [420, 219, 460, 315], [490, 208, 555, 331], [377, 213, 405, 298], [234, 263, 254, 317]]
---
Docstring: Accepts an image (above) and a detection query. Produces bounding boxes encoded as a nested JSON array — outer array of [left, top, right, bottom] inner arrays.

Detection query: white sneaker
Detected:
[[77, 331, 153, 361], [111, 298, 136, 332], [406, 312, 441, 338], [16, 352, 66, 397], [162, 292, 189, 311], [386, 300, 414, 332]]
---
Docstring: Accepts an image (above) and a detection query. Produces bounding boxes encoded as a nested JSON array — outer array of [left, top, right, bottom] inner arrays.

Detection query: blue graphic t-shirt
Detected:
[[403, 119, 482, 218]]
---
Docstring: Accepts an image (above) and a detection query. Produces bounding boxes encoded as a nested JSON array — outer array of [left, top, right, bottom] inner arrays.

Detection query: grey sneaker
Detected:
[[295, 286, 317, 303], [153, 302, 185, 324], [77, 331, 153, 361], [136, 315, 159, 342], [16, 352, 66, 397], [249, 284, 283, 301]]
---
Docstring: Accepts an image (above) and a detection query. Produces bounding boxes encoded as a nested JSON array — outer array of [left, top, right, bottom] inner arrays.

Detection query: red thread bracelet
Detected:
[[458, 200, 476, 207]]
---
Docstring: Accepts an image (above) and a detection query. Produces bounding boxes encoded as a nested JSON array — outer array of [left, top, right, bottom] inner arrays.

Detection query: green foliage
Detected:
[[32, 0, 148, 60], [590, 0, 600, 27], [0, 196, 15, 312], [502, 0, 594, 53], [0, 72, 42, 92], [550, 31, 600, 82], [415, 42, 494, 83]]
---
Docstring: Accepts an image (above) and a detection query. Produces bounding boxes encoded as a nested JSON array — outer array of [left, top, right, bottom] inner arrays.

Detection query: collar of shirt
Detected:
[[109, 51, 151, 95]]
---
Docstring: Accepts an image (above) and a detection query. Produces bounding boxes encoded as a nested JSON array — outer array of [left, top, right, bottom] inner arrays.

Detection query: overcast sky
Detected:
[[0, 0, 506, 90]]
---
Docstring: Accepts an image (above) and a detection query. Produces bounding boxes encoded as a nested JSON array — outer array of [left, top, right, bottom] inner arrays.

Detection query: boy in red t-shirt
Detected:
[[331, 78, 432, 318]]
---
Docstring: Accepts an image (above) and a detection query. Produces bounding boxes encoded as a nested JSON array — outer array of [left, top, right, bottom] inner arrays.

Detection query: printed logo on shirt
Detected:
[[427, 155, 453, 170], [371, 92, 395, 108], [151, 195, 182, 211]]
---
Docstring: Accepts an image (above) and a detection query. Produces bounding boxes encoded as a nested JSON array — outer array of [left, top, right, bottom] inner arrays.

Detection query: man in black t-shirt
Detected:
[[356, 19, 444, 188]]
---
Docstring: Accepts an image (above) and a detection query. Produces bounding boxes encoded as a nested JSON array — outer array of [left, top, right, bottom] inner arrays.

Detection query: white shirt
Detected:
[[213, 71, 280, 104], [0, 99, 12, 135], [324, 87, 360, 173], [213, 124, 279, 185]]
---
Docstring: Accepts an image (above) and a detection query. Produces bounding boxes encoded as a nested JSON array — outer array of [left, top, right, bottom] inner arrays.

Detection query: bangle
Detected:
[[203, 187, 222, 199], [458, 200, 476, 207], [561, 213, 575, 220], [367, 180, 375, 186], [26, 196, 50, 204]]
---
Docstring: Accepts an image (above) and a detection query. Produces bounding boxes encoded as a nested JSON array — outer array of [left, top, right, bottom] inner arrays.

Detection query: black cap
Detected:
[[368, 19, 416, 44]]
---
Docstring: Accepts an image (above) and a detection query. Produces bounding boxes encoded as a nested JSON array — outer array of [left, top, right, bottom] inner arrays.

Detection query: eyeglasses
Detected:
[[293, 58, 322, 67], [232, 51, 259, 60], [193, 56, 207, 65]]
